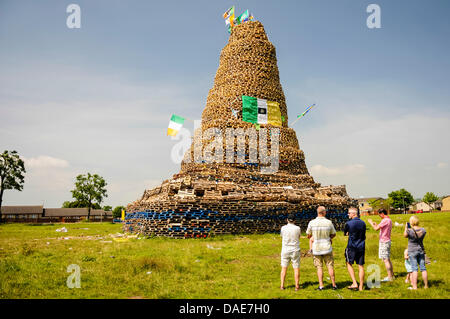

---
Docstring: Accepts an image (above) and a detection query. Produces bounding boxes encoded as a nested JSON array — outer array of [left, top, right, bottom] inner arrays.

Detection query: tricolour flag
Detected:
[[242, 95, 282, 126], [237, 9, 250, 24], [223, 6, 235, 19], [167, 114, 185, 136], [225, 13, 234, 27]]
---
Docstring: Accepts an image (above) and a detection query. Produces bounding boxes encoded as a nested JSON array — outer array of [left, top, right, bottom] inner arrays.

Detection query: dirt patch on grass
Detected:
[[135, 256, 173, 272]]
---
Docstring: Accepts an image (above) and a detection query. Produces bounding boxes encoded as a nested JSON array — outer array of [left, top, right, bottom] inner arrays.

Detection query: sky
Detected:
[[1, 0, 449, 208]]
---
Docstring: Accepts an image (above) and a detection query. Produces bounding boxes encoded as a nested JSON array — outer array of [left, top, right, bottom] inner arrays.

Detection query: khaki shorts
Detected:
[[379, 241, 391, 260], [313, 253, 334, 269], [281, 250, 300, 268]]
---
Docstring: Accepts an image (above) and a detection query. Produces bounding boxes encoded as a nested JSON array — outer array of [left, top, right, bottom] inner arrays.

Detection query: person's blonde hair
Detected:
[[409, 215, 420, 226]]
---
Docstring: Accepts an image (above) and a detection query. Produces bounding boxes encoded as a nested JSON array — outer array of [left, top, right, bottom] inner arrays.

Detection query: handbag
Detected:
[[411, 228, 432, 265]]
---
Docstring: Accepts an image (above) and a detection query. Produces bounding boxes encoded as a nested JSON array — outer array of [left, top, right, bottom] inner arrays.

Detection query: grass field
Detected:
[[1, 212, 449, 299]]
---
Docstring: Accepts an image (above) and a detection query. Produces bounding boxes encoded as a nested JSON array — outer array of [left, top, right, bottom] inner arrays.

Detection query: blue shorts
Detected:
[[345, 247, 365, 265], [404, 259, 412, 273], [409, 251, 426, 272]]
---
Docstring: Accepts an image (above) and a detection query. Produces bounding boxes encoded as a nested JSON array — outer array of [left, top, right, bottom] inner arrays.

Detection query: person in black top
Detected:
[[344, 207, 366, 291]]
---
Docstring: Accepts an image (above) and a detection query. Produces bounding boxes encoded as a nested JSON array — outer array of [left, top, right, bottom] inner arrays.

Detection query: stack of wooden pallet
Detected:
[[125, 21, 354, 238]]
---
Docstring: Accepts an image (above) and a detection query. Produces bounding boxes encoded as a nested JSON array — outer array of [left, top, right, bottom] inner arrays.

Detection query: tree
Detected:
[[423, 192, 439, 211], [70, 173, 108, 221], [0, 150, 26, 223], [368, 197, 393, 213], [103, 205, 112, 212], [388, 188, 414, 212], [62, 200, 101, 209], [112, 206, 125, 219]]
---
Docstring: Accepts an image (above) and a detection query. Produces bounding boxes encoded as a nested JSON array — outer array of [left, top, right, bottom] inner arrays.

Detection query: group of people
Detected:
[[279, 206, 429, 291]]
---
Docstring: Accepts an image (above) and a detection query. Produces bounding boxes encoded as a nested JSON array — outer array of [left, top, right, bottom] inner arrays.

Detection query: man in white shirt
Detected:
[[280, 214, 301, 291], [306, 206, 338, 290]]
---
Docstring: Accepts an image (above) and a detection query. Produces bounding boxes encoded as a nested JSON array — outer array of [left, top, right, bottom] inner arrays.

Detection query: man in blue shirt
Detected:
[[344, 207, 366, 291]]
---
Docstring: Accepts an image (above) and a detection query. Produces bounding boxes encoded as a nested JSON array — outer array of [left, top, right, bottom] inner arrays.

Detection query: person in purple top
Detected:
[[403, 215, 428, 290], [344, 207, 366, 291]]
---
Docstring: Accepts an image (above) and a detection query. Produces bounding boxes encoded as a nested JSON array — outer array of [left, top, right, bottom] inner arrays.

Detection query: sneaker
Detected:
[[332, 286, 338, 290], [316, 286, 324, 291], [381, 277, 393, 282], [407, 287, 416, 290]]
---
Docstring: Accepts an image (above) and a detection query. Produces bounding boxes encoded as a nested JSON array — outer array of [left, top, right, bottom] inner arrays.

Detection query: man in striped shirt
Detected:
[[306, 206, 338, 290]]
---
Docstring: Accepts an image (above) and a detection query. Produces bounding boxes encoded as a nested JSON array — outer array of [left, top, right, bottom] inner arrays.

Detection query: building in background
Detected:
[[440, 196, 450, 212], [0, 206, 112, 223], [415, 200, 442, 212], [0, 206, 44, 222], [357, 197, 383, 215]]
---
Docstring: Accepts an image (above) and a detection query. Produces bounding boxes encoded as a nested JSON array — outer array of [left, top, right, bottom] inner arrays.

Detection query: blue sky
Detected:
[[1, 0, 449, 207]]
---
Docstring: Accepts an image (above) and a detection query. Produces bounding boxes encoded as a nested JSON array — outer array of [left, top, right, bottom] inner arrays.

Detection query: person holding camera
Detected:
[[403, 216, 428, 290], [368, 208, 394, 282]]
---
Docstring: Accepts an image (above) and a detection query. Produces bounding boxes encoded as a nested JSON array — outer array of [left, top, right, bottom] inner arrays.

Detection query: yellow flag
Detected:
[[267, 101, 282, 126]]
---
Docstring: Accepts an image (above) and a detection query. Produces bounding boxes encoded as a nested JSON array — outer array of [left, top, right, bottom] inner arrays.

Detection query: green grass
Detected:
[[1, 213, 449, 299]]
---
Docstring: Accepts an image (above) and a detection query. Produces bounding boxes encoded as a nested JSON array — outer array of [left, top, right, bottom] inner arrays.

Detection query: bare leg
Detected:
[[317, 267, 324, 288], [422, 270, 428, 289], [280, 267, 287, 289], [383, 259, 394, 280], [405, 273, 410, 283], [346, 263, 358, 287], [388, 259, 394, 279], [358, 265, 365, 291], [294, 268, 300, 289], [327, 266, 336, 287], [411, 271, 418, 289]]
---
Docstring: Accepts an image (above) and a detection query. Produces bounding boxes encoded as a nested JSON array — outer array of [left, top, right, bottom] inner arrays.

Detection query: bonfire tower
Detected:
[[125, 21, 353, 238]]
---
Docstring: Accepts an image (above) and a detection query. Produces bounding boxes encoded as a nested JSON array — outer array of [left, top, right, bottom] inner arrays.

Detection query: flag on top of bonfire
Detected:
[[223, 6, 234, 19], [236, 9, 250, 25], [223, 6, 235, 32], [167, 114, 185, 136]]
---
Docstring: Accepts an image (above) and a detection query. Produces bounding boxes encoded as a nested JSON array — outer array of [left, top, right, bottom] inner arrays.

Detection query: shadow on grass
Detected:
[[428, 279, 444, 288], [299, 281, 317, 289]]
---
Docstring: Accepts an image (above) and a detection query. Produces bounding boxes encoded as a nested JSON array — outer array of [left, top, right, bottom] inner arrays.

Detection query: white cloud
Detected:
[[310, 164, 365, 177], [23, 156, 69, 169]]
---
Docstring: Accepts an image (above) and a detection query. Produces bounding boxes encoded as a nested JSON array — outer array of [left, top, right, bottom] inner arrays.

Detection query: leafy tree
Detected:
[[368, 197, 393, 213], [0, 151, 26, 222], [112, 206, 125, 219], [388, 188, 414, 211], [103, 205, 112, 212], [423, 192, 439, 211], [70, 173, 108, 221], [62, 200, 101, 209]]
